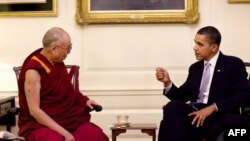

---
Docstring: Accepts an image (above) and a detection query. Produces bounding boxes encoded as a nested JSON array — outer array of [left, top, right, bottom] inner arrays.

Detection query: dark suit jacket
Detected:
[[165, 52, 250, 114]]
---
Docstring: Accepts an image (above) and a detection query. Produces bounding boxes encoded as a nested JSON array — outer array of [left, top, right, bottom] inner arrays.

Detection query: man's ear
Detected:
[[211, 44, 219, 53], [49, 44, 57, 53]]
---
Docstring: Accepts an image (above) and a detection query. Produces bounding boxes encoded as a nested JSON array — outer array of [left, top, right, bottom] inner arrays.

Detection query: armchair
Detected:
[[3, 65, 102, 133], [208, 62, 250, 141]]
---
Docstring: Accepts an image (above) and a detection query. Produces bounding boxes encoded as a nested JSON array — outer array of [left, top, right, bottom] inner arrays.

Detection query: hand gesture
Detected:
[[188, 104, 217, 127], [155, 67, 171, 87], [86, 99, 98, 110]]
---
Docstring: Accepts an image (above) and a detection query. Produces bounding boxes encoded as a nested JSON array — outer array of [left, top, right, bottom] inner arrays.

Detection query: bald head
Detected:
[[42, 27, 69, 48]]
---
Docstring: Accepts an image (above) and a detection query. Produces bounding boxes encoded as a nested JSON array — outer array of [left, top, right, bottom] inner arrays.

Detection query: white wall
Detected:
[[0, 0, 250, 140]]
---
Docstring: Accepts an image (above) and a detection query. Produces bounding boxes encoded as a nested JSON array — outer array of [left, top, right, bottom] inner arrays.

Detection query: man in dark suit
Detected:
[[155, 26, 250, 141]]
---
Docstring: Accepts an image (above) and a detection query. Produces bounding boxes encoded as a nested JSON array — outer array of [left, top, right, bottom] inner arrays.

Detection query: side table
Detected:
[[110, 123, 157, 141]]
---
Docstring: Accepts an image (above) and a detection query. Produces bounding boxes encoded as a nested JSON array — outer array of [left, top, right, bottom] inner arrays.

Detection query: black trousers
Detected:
[[158, 101, 218, 141]]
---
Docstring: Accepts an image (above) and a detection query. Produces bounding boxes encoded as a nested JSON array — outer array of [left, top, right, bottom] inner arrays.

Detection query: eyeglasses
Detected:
[[56, 44, 72, 52]]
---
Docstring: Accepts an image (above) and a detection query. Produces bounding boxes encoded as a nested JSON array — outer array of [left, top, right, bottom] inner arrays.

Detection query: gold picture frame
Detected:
[[228, 0, 250, 3], [0, 0, 57, 16], [76, 0, 199, 24]]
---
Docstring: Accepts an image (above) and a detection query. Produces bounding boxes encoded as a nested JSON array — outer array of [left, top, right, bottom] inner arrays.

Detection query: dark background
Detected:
[[91, 0, 185, 11]]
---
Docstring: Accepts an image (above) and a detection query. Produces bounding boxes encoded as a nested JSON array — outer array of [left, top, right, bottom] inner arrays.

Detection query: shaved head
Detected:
[[42, 27, 69, 48]]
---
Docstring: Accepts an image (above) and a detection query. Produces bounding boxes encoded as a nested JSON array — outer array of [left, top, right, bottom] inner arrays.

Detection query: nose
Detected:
[[193, 44, 198, 51]]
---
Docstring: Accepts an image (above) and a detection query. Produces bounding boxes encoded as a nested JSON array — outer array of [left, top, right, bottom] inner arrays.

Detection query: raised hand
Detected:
[[155, 67, 171, 87]]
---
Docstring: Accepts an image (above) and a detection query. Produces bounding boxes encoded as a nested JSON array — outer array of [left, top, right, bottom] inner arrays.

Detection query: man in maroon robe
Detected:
[[18, 27, 109, 141]]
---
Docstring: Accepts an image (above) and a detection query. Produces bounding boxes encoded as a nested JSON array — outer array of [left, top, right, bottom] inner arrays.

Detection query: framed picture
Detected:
[[0, 0, 57, 16], [228, 0, 250, 3], [76, 0, 199, 24]]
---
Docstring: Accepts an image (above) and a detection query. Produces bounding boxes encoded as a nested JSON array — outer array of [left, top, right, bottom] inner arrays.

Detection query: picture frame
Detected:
[[0, 0, 57, 16], [228, 0, 250, 3], [76, 0, 199, 24]]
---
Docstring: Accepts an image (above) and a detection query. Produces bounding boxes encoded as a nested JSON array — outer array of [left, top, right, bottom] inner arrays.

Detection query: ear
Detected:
[[211, 44, 219, 53], [49, 44, 57, 53]]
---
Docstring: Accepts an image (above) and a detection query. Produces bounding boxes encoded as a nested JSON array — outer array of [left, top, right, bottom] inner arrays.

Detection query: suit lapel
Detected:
[[208, 53, 225, 103], [192, 61, 205, 102]]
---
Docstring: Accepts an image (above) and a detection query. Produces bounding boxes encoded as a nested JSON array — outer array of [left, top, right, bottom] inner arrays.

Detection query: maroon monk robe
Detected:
[[18, 48, 108, 141]]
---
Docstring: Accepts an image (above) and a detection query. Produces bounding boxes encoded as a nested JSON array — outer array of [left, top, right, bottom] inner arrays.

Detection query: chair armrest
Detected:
[[241, 106, 250, 116], [87, 104, 103, 112], [7, 107, 20, 115], [92, 104, 103, 112]]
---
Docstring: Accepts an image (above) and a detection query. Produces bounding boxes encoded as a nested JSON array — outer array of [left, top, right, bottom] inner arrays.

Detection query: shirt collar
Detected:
[[204, 51, 220, 67]]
